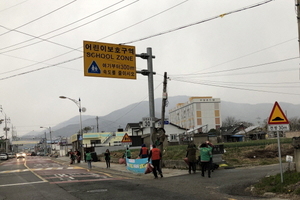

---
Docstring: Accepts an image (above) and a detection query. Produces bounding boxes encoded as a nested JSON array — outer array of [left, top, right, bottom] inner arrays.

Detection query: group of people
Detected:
[[69, 149, 81, 164], [186, 141, 214, 178], [139, 142, 163, 179], [69, 149, 111, 169], [69, 140, 213, 179]]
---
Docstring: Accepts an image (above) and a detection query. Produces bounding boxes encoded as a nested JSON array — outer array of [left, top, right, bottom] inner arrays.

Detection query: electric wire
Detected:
[[0, 0, 125, 51], [0, 0, 30, 13], [0, 0, 77, 37], [171, 56, 299, 78], [0, 0, 188, 76], [171, 78, 300, 96], [122, 0, 274, 44], [0, 0, 139, 54]]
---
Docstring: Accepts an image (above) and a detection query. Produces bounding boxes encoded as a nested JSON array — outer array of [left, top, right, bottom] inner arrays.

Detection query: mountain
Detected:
[[22, 96, 300, 139]]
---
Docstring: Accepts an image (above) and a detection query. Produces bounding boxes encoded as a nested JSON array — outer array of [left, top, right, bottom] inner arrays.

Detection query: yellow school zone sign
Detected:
[[83, 41, 136, 79]]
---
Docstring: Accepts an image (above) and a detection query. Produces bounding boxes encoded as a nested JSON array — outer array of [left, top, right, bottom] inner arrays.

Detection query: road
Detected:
[[0, 156, 290, 200]]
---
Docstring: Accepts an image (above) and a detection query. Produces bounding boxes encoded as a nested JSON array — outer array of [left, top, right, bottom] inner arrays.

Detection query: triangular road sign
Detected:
[[268, 101, 289, 124], [88, 61, 101, 74], [121, 133, 132, 143]]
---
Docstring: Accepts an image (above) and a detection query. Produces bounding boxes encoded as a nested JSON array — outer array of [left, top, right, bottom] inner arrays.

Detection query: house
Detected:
[[125, 122, 142, 136], [126, 121, 187, 145]]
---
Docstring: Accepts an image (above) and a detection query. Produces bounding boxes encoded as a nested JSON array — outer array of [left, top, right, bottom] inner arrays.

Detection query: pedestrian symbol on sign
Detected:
[[88, 61, 101, 74]]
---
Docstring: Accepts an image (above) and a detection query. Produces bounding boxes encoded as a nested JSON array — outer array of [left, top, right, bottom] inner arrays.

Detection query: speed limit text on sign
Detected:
[[143, 117, 152, 127]]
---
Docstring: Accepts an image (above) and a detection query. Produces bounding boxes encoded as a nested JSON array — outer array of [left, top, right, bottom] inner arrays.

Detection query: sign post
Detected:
[[267, 101, 290, 183]]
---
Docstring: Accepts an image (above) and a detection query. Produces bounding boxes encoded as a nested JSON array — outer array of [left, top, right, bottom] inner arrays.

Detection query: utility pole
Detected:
[[96, 116, 99, 132], [136, 47, 156, 146], [297, 0, 300, 55], [160, 72, 168, 130]]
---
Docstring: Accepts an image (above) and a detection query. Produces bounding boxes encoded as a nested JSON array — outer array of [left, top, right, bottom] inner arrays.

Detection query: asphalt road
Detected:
[[0, 156, 290, 200]]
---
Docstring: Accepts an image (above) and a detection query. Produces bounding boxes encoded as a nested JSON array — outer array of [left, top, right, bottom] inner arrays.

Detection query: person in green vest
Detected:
[[199, 141, 213, 178], [85, 150, 92, 169], [125, 147, 131, 159]]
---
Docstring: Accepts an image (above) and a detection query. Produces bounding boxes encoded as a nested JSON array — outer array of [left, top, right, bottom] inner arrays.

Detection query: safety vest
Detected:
[[141, 147, 148, 155], [151, 148, 161, 160]]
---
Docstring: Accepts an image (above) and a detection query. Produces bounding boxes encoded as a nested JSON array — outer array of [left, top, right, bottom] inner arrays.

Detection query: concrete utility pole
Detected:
[[157, 72, 168, 167], [96, 116, 99, 132], [136, 47, 156, 146], [160, 72, 168, 130], [297, 0, 300, 56]]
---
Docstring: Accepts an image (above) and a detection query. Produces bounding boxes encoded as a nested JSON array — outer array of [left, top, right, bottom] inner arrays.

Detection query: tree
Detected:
[[222, 116, 240, 127], [288, 117, 300, 131], [83, 126, 92, 133]]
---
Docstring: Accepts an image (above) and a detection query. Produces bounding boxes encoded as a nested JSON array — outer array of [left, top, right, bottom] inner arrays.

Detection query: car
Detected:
[[0, 153, 8, 160], [16, 152, 26, 159], [7, 152, 16, 158], [31, 152, 36, 156]]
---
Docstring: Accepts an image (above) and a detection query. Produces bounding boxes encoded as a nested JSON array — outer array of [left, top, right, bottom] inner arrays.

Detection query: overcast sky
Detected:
[[0, 0, 298, 137]]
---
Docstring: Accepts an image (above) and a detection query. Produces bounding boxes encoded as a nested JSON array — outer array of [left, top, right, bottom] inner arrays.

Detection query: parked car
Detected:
[[31, 152, 36, 156], [7, 152, 16, 158], [0, 153, 8, 160], [16, 152, 26, 159]]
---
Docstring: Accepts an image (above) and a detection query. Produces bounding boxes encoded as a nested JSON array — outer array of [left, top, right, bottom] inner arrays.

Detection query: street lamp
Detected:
[[59, 96, 86, 160], [40, 126, 52, 155]]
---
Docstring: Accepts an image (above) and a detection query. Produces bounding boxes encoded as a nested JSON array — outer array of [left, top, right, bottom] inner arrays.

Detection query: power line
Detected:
[[171, 78, 300, 96], [0, 0, 188, 76], [0, 56, 81, 81], [0, 0, 77, 37], [171, 56, 299, 78], [0, 0, 138, 54], [122, 0, 274, 44], [0, 0, 30, 13], [0, 0, 125, 52]]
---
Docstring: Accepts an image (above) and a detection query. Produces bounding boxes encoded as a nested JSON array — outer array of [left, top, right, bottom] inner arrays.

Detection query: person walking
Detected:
[[125, 147, 131, 159], [75, 149, 81, 163], [85, 150, 92, 169], [70, 151, 76, 164], [104, 149, 110, 168], [199, 141, 213, 178], [186, 143, 197, 174], [148, 144, 163, 179], [139, 144, 149, 158]]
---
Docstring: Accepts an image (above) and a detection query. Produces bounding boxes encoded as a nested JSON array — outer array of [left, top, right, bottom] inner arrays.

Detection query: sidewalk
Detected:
[[54, 156, 188, 178]]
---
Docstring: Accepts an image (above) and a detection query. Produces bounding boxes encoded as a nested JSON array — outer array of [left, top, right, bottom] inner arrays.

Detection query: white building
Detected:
[[169, 96, 221, 133]]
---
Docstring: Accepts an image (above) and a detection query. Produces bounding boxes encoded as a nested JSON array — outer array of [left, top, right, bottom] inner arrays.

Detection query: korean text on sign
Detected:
[[83, 41, 136, 79]]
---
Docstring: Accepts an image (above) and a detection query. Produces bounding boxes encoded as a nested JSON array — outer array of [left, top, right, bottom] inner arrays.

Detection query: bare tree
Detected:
[[222, 116, 240, 127]]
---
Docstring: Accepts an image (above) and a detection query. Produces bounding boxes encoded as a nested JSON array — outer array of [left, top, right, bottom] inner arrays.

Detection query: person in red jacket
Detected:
[[148, 144, 163, 179], [139, 144, 149, 158]]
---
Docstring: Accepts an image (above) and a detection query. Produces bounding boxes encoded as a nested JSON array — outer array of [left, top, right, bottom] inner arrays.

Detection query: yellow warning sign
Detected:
[[268, 101, 289, 124], [121, 133, 132, 143]]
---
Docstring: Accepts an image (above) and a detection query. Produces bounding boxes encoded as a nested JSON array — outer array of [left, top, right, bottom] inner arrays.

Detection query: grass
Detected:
[[253, 171, 300, 196]]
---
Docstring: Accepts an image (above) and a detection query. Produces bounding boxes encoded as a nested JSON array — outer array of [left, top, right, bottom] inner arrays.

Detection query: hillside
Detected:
[[23, 96, 300, 139]]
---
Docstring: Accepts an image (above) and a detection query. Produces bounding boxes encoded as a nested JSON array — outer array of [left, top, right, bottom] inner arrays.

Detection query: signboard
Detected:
[[143, 117, 153, 127], [121, 133, 132, 145], [267, 101, 290, 131], [83, 41, 136, 79]]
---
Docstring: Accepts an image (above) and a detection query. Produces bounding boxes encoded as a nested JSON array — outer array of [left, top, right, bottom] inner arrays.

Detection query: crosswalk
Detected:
[[0, 166, 83, 174]]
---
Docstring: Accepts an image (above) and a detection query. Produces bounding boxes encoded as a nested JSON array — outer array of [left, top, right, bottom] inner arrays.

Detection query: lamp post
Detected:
[[59, 96, 85, 160], [40, 126, 52, 155]]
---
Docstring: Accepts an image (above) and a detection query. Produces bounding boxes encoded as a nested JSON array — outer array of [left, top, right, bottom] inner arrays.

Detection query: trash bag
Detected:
[[119, 158, 125, 164], [145, 163, 154, 174], [183, 157, 189, 165]]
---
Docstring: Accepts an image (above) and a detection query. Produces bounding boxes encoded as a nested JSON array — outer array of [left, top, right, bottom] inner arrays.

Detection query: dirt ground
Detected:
[[222, 143, 295, 167]]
